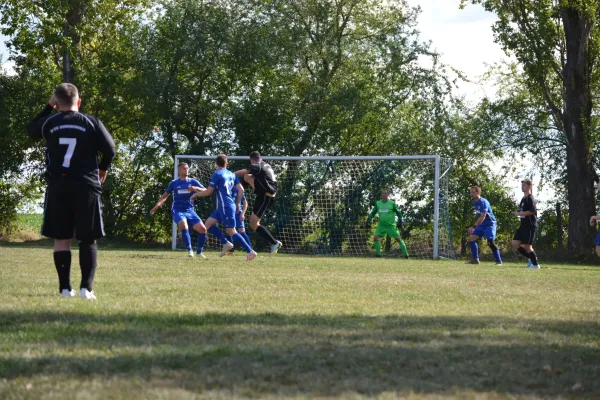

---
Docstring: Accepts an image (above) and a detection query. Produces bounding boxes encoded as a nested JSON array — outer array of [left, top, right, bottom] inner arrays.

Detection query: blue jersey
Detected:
[[166, 178, 204, 212], [473, 197, 496, 227], [209, 169, 240, 211]]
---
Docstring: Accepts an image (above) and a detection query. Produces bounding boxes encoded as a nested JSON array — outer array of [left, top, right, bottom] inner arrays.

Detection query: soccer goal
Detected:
[[172, 155, 455, 259]]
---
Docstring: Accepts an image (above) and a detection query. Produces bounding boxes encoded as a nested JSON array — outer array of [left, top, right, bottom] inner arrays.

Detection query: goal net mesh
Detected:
[[174, 156, 455, 259]]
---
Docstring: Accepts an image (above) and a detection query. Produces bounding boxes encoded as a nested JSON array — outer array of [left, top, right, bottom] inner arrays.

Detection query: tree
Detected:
[[462, 0, 600, 255]]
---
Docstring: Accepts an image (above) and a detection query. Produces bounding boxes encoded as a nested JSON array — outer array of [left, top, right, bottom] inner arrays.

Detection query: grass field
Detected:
[[0, 244, 599, 399]]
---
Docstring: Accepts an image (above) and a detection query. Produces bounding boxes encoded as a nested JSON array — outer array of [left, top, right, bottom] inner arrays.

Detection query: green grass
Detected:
[[0, 245, 599, 399]]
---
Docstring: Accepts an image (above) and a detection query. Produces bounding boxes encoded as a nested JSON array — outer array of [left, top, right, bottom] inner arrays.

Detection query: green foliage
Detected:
[[0, 0, 520, 249]]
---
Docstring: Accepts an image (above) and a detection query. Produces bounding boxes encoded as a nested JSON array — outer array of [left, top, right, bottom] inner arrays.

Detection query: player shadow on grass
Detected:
[[0, 311, 598, 397]]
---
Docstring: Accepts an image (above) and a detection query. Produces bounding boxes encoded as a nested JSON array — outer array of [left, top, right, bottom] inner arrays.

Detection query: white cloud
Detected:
[[408, 0, 506, 102]]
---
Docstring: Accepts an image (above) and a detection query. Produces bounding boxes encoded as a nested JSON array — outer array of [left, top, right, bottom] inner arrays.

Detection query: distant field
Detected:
[[0, 245, 599, 399]]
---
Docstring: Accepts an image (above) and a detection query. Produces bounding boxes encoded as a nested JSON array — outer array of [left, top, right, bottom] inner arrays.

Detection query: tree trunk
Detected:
[[62, 1, 87, 84], [556, 202, 563, 249], [561, 7, 596, 255]]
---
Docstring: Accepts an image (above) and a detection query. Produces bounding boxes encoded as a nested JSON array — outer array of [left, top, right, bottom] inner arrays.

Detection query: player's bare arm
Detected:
[[235, 183, 244, 213], [241, 199, 248, 221], [514, 210, 534, 217], [150, 192, 170, 216], [468, 212, 487, 234], [191, 186, 214, 199], [188, 185, 205, 192]]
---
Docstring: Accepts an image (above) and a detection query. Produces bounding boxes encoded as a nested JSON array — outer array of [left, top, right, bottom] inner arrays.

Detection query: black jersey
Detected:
[[518, 194, 537, 228], [248, 161, 277, 195], [28, 105, 116, 193]]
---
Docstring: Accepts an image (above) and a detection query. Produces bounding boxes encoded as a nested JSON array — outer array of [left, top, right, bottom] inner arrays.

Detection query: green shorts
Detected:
[[375, 225, 400, 238]]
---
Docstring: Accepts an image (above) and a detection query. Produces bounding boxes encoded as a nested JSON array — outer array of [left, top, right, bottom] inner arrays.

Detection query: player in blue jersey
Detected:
[[150, 162, 219, 258], [228, 184, 251, 254], [191, 154, 257, 261], [466, 185, 503, 265]]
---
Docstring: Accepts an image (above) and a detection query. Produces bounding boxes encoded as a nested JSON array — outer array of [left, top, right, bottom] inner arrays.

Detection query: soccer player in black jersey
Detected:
[[235, 151, 282, 255], [511, 178, 540, 269], [28, 83, 116, 299]]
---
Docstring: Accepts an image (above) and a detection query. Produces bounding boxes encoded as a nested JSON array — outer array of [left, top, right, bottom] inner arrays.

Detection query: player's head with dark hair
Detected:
[[469, 185, 481, 199], [177, 162, 189, 178], [249, 151, 261, 163], [216, 154, 228, 168], [381, 189, 390, 201], [53, 83, 80, 108], [521, 178, 533, 193]]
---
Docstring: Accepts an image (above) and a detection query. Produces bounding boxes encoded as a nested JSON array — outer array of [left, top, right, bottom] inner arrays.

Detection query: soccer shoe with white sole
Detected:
[[80, 288, 97, 300], [526, 264, 541, 269], [219, 242, 234, 257], [246, 251, 258, 262], [60, 289, 76, 297], [270, 241, 283, 256], [196, 252, 207, 259], [495, 262, 503, 266], [465, 259, 480, 264], [188, 250, 194, 257]]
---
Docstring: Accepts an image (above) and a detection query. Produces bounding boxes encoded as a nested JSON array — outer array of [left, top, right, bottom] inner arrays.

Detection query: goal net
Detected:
[[172, 155, 455, 259]]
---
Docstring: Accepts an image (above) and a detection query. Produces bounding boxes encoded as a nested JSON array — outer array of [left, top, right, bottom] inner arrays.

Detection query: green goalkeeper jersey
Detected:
[[368, 200, 403, 228]]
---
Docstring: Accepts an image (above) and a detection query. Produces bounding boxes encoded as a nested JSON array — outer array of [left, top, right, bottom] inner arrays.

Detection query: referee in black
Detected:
[[28, 83, 116, 299], [235, 151, 283, 255]]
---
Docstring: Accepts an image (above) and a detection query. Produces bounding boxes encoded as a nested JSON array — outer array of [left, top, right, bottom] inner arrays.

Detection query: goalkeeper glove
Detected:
[[365, 220, 372, 228], [397, 220, 403, 229]]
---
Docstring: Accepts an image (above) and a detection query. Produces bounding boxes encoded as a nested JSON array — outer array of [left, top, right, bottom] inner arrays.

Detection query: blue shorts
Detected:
[[210, 207, 237, 229], [595, 231, 600, 246], [235, 212, 245, 230], [472, 225, 496, 240], [172, 209, 201, 227]]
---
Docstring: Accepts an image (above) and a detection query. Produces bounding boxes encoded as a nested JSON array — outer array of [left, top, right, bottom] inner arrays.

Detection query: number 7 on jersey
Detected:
[[59, 138, 77, 168]]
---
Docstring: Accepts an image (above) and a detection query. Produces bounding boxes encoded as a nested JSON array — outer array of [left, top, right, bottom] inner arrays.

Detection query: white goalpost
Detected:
[[172, 155, 455, 260]]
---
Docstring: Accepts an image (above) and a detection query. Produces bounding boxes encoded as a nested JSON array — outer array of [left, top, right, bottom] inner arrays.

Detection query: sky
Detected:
[[0, 1, 551, 207]]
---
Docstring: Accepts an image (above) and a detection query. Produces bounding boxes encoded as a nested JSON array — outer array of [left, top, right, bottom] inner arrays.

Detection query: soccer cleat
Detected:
[[465, 259, 480, 264], [495, 262, 503, 266], [246, 250, 258, 262], [270, 241, 283, 256], [404, 255, 409, 259], [526, 260, 532, 268], [219, 242, 234, 257], [188, 250, 194, 257], [196, 252, 207, 259], [527, 264, 541, 269], [60, 289, 76, 297], [80, 288, 97, 300]]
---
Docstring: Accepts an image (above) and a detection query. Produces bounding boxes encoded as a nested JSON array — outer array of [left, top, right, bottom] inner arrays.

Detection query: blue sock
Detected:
[[469, 241, 479, 259], [493, 249, 502, 263], [181, 229, 192, 251], [232, 232, 252, 253], [228, 235, 235, 252], [209, 225, 228, 244], [241, 231, 251, 247], [197, 233, 206, 254]]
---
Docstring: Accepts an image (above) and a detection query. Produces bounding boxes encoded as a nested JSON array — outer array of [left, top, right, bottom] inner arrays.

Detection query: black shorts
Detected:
[[252, 193, 275, 218], [42, 182, 105, 241], [513, 225, 537, 245]]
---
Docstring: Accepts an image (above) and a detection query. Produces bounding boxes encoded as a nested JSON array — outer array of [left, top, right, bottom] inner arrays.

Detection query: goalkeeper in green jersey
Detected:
[[366, 190, 409, 258]]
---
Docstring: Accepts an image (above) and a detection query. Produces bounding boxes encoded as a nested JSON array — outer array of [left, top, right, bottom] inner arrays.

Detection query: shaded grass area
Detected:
[[0, 246, 599, 399]]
